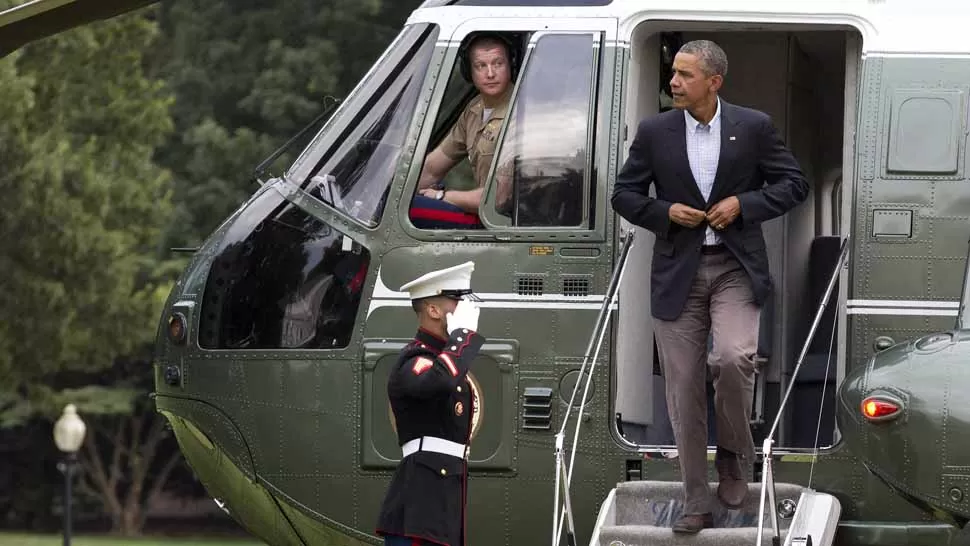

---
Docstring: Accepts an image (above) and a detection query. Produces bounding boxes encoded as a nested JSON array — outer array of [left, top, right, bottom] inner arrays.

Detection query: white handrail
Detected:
[[956, 237, 970, 330], [755, 238, 849, 546], [552, 228, 635, 546]]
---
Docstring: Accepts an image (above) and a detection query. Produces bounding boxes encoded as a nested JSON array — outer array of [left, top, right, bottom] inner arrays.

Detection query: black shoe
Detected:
[[672, 513, 714, 534]]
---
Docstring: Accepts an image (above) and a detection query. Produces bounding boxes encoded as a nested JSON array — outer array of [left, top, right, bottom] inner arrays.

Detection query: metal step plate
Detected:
[[783, 490, 841, 546]]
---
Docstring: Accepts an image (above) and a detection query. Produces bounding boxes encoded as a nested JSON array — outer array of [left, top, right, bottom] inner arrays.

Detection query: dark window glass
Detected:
[[199, 188, 370, 350], [491, 33, 598, 227], [302, 24, 439, 227]]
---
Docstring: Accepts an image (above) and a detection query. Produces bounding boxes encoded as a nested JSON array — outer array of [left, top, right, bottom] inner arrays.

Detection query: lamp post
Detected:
[[53, 404, 86, 546]]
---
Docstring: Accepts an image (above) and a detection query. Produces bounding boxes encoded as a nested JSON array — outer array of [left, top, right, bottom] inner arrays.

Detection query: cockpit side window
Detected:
[[198, 187, 371, 351], [405, 30, 601, 232], [300, 23, 439, 227], [484, 32, 600, 228], [405, 31, 527, 231]]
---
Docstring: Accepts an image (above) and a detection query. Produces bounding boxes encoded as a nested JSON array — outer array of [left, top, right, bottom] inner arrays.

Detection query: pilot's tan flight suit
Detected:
[[438, 94, 512, 192]]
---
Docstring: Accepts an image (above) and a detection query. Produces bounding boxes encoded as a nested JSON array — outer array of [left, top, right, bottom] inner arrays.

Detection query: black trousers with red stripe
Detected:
[[384, 534, 433, 545], [409, 195, 483, 229]]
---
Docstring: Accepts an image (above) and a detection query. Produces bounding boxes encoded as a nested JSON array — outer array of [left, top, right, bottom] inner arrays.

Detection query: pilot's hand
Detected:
[[447, 300, 480, 334], [668, 203, 706, 228]]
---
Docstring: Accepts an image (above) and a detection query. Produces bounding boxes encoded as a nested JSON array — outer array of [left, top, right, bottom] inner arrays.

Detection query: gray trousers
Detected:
[[652, 248, 761, 514]]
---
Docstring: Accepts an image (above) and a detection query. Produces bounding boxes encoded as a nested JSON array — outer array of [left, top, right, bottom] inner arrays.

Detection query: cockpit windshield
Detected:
[[289, 23, 439, 227]]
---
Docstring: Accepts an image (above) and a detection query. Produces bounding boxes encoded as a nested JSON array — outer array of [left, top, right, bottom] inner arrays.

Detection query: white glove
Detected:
[[446, 300, 480, 334]]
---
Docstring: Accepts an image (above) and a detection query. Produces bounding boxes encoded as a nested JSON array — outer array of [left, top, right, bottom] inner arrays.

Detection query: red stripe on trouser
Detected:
[[409, 208, 482, 224]]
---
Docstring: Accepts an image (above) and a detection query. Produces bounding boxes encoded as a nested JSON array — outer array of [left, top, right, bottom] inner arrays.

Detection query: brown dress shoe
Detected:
[[672, 513, 714, 533], [715, 449, 748, 509]]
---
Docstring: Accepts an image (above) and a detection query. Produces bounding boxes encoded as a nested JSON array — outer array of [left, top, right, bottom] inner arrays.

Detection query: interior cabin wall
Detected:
[[780, 32, 848, 447], [615, 32, 663, 432], [615, 25, 849, 449], [805, 32, 850, 237]]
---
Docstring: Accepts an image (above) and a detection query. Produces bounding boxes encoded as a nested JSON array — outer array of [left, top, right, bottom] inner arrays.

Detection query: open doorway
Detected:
[[613, 21, 861, 453]]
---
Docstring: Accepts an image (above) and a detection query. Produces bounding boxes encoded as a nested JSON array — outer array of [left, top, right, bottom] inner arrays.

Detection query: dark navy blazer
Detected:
[[611, 99, 809, 321]]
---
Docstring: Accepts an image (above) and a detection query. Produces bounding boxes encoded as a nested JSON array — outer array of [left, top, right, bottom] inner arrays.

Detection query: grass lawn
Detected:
[[0, 533, 266, 545]]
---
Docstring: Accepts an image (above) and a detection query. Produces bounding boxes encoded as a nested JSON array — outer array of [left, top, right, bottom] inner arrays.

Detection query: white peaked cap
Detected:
[[399, 261, 476, 300]]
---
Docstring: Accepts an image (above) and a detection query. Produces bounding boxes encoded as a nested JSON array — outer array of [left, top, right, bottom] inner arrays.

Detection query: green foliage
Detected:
[[0, 7, 175, 424], [153, 0, 420, 249], [1, 385, 142, 429], [0, 0, 429, 422], [0, 0, 428, 533]]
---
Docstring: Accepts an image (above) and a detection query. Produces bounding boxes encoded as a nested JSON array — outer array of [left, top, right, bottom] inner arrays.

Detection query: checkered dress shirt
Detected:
[[684, 98, 721, 246]]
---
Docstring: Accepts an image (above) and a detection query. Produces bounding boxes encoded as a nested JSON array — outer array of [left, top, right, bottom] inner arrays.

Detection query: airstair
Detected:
[[551, 230, 847, 546]]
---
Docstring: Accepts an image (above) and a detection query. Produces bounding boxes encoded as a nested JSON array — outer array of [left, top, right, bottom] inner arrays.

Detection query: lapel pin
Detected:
[[729, 136, 736, 141]]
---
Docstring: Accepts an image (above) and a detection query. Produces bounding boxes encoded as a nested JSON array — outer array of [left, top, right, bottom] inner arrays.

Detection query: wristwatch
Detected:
[[435, 189, 445, 200]]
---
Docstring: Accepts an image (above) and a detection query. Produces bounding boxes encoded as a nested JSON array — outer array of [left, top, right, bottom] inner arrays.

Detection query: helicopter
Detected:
[[6, 0, 970, 544]]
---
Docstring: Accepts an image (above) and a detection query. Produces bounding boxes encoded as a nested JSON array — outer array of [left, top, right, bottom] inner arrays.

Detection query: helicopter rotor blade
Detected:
[[0, 0, 159, 58]]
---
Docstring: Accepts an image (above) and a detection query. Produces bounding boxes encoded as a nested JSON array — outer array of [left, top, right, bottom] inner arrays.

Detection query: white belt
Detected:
[[402, 436, 468, 459]]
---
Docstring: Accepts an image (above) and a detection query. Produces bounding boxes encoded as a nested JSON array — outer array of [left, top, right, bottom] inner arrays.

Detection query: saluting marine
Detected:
[[375, 261, 485, 546]]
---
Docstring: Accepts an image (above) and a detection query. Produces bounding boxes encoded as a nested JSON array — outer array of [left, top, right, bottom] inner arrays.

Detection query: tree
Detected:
[[0, 2, 183, 536], [61, 358, 188, 536], [152, 0, 424, 250], [0, 0, 427, 535], [0, 4, 174, 401]]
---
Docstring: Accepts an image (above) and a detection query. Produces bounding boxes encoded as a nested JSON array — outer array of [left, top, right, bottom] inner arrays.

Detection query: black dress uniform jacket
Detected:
[[376, 326, 485, 546]]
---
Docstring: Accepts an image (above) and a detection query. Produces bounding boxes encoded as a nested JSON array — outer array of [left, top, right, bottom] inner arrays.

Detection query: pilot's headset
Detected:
[[457, 32, 522, 84]]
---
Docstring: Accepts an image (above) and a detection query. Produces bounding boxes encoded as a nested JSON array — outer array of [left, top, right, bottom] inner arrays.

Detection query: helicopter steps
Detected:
[[589, 480, 840, 546]]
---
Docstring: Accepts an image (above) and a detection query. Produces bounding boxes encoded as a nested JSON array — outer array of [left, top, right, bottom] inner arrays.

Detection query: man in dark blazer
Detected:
[[611, 39, 808, 533]]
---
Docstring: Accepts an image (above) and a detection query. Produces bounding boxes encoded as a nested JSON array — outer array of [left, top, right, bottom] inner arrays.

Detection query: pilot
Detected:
[[375, 261, 485, 546], [408, 32, 518, 229]]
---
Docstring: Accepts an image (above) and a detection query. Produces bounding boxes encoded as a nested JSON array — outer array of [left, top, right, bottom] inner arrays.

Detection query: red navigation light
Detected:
[[168, 313, 187, 345], [861, 396, 901, 422]]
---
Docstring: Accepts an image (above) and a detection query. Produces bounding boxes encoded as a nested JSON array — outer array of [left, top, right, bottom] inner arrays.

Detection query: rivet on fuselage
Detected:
[[949, 487, 963, 503], [874, 336, 895, 352]]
